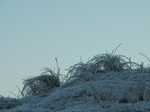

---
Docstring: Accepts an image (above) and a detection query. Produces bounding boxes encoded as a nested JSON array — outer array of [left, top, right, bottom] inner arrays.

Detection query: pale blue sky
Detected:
[[0, 0, 150, 97]]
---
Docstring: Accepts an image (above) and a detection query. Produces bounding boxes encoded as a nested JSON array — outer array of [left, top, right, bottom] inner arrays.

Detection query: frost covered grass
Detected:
[[21, 67, 60, 97], [1, 72, 150, 112], [1, 49, 150, 112]]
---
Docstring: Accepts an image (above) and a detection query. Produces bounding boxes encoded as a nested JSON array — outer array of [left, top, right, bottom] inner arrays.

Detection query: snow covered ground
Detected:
[[1, 71, 150, 112]]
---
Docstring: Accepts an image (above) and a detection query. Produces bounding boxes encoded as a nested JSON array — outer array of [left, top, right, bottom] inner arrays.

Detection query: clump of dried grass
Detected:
[[65, 44, 142, 84], [21, 68, 60, 97], [21, 58, 61, 97]]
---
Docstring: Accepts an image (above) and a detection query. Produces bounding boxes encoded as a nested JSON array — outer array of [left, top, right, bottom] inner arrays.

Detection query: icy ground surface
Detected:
[[1, 72, 150, 112]]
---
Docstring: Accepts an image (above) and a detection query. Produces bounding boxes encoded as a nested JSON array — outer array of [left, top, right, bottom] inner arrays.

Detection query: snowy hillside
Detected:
[[1, 72, 150, 112], [1, 52, 150, 112]]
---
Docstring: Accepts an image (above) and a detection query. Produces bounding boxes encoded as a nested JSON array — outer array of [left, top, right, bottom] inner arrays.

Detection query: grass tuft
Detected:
[[21, 67, 60, 97]]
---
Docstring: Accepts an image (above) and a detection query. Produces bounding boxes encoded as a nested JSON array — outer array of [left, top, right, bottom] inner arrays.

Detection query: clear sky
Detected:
[[0, 0, 150, 97]]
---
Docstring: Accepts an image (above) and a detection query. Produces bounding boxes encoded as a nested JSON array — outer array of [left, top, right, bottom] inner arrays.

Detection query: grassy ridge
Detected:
[[0, 48, 150, 111]]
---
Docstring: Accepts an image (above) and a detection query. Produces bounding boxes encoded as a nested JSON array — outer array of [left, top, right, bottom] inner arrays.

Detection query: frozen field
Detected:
[[1, 71, 150, 112], [1, 53, 150, 112]]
